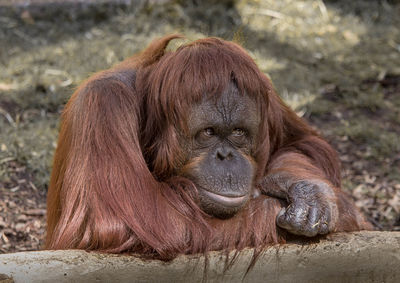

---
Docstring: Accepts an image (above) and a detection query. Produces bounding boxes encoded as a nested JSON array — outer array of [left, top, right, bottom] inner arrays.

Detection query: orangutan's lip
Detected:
[[201, 189, 247, 207]]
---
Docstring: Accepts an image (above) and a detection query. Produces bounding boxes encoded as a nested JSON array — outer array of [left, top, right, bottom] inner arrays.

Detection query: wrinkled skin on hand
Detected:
[[258, 152, 346, 237], [276, 180, 338, 237]]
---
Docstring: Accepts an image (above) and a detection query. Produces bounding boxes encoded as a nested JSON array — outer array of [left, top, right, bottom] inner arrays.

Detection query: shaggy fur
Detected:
[[46, 35, 370, 259]]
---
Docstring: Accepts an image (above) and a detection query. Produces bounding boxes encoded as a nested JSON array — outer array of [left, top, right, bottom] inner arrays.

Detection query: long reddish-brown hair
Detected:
[[46, 35, 351, 260]]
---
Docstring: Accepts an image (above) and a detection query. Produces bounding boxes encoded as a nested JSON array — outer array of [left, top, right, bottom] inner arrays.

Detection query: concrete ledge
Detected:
[[0, 231, 399, 283]]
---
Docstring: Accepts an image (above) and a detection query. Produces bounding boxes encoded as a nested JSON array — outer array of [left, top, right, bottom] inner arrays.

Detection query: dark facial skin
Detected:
[[182, 83, 260, 218]]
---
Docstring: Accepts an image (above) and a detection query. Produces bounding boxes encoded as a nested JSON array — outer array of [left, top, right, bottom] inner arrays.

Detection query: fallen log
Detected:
[[0, 231, 399, 283]]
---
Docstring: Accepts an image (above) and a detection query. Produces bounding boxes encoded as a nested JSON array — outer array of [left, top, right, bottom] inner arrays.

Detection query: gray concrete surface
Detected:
[[0, 231, 399, 283]]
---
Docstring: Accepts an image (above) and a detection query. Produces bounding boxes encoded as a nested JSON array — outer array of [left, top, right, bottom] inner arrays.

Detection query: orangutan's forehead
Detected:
[[188, 83, 259, 132]]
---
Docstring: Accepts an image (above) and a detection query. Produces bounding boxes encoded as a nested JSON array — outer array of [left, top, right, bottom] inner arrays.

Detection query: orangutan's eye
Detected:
[[203, 127, 215, 137], [232, 128, 245, 137]]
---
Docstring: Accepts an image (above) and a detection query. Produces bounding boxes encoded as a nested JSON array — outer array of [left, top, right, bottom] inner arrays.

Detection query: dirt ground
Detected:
[[0, 0, 399, 253]]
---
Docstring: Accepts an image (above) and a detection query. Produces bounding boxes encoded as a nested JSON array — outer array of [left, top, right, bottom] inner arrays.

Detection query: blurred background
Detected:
[[0, 0, 399, 253]]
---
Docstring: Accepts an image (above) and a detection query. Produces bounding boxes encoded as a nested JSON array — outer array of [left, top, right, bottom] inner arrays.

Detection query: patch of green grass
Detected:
[[334, 119, 400, 158], [342, 90, 385, 113], [0, 116, 58, 188], [3, 88, 70, 113], [307, 99, 338, 117]]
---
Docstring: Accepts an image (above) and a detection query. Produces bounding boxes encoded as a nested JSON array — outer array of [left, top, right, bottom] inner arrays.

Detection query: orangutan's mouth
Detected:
[[201, 189, 248, 207]]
